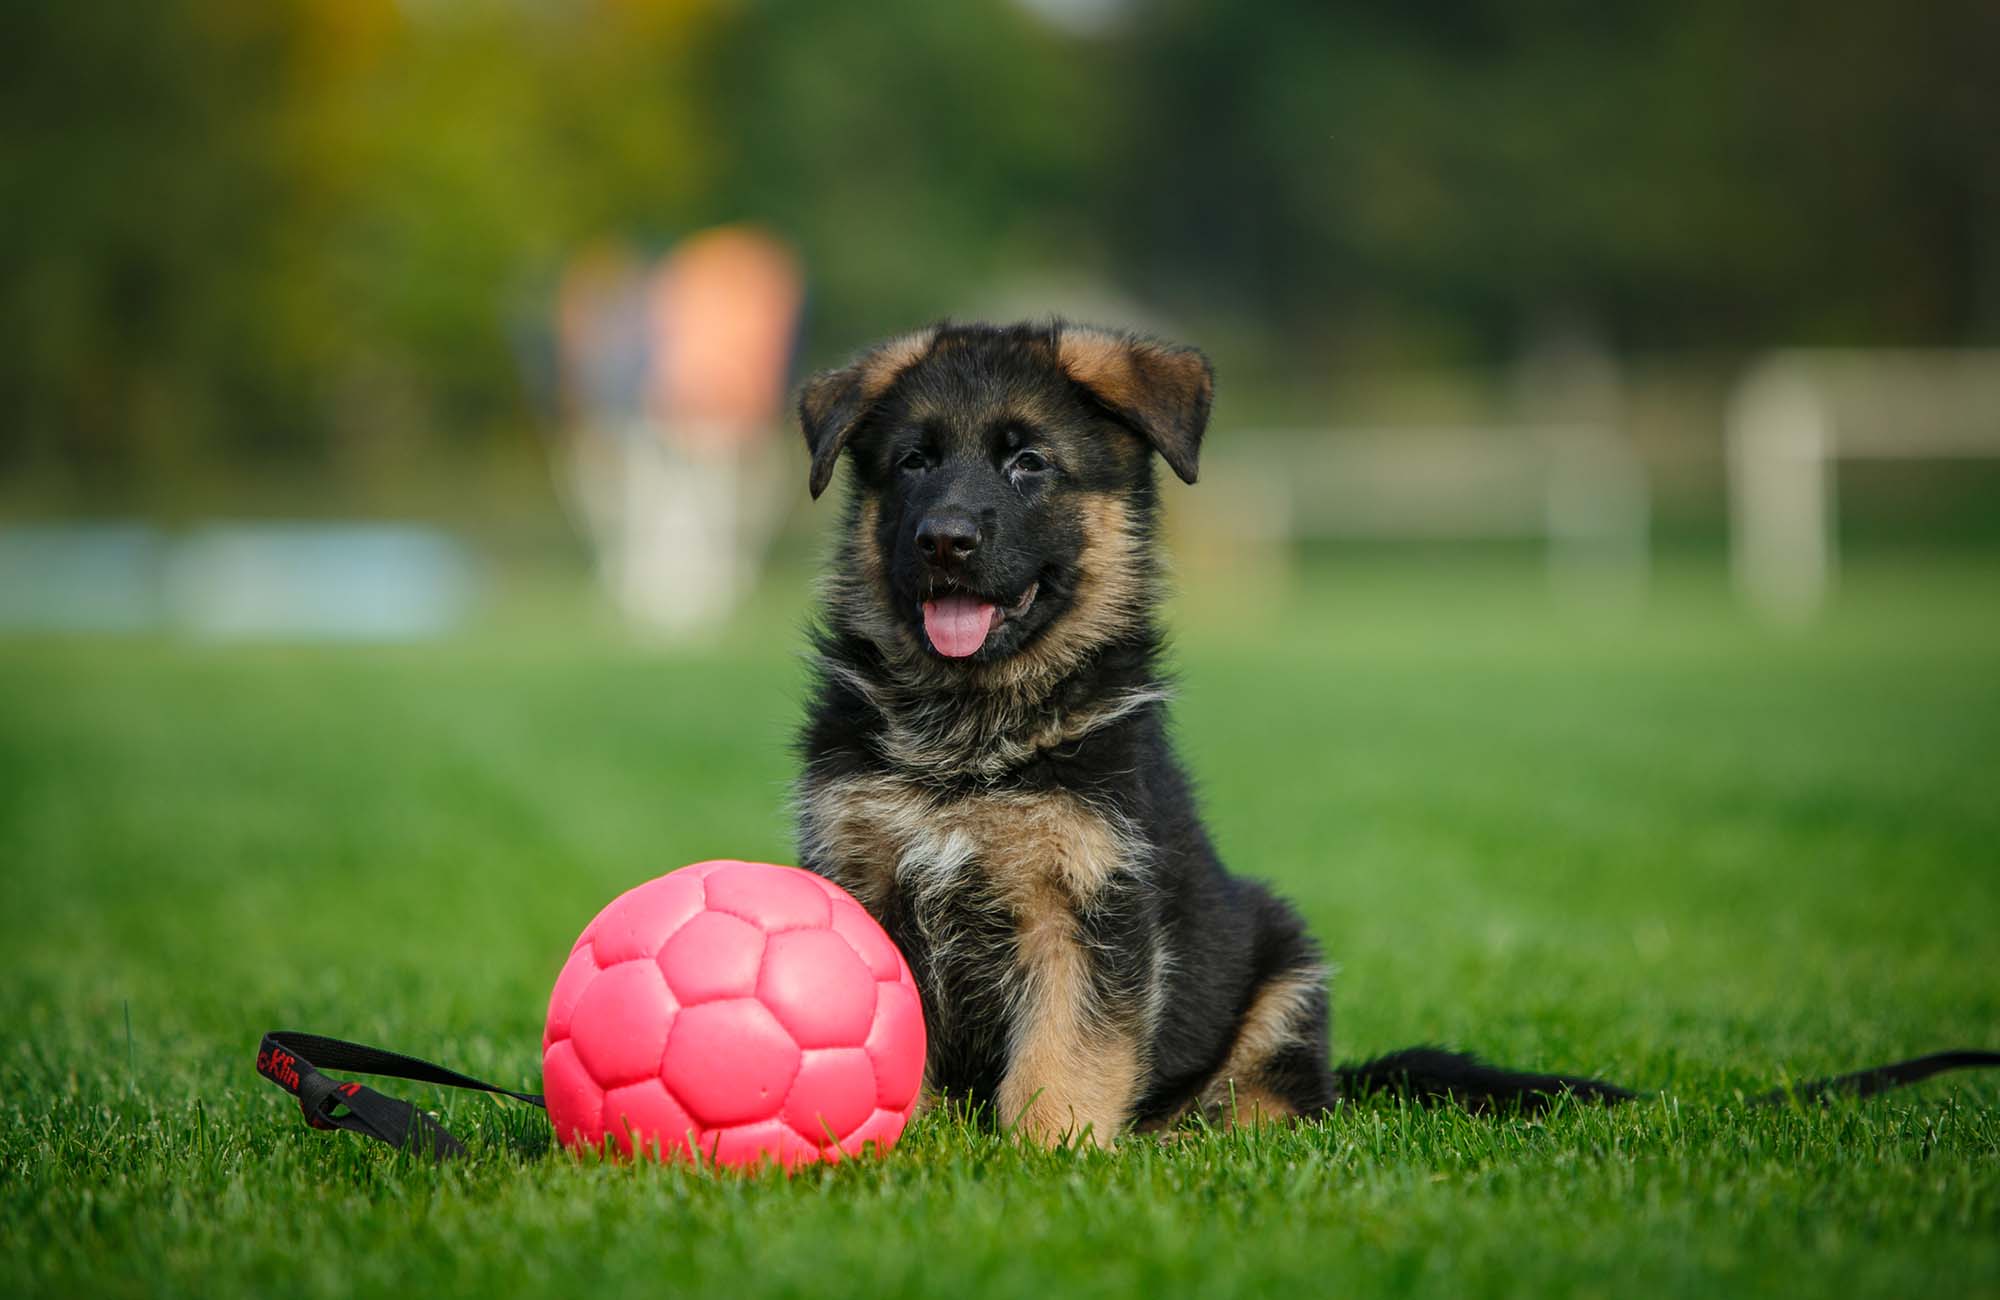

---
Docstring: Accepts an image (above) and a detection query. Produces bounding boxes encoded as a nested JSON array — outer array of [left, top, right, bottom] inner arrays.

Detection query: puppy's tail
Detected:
[[1336, 1046, 1634, 1114], [1337, 1045, 2000, 1113]]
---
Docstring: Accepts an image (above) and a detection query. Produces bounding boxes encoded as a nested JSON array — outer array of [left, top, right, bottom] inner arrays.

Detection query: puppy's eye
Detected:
[[1008, 449, 1049, 476], [897, 450, 929, 474]]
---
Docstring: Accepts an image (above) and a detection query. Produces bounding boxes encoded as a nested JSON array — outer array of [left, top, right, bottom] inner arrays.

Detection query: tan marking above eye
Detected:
[[993, 420, 1034, 448]]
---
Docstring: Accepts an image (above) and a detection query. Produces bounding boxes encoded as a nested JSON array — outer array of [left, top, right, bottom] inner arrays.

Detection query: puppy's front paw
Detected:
[[997, 1071, 1125, 1149]]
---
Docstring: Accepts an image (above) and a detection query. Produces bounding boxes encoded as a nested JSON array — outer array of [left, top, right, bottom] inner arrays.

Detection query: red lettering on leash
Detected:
[[257, 1047, 301, 1091]]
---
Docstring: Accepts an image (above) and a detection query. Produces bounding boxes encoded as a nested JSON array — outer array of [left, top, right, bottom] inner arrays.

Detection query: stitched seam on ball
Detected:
[[548, 949, 601, 1047], [667, 929, 765, 1008], [652, 908, 704, 951], [645, 874, 711, 955], [828, 926, 871, 971], [779, 1049, 877, 1149], [643, 874, 711, 961], [655, 1019, 676, 1108], [703, 905, 831, 934], [858, 1046, 881, 1118], [775, 1052, 810, 1147]]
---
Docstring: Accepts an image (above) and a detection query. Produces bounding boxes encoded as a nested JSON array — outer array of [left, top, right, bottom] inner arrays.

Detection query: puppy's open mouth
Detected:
[[920, 581, 1039, 659]]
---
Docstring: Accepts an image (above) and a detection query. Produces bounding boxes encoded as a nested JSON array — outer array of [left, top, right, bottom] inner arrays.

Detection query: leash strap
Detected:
[[253, 1032, 1997, 1160], [1755, 1049, 2000, 1105], [255, 1030, 545, 1161]]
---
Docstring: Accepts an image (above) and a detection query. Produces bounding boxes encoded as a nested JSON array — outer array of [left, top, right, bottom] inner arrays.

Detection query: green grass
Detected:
[[4, 554, 1999, 1300]]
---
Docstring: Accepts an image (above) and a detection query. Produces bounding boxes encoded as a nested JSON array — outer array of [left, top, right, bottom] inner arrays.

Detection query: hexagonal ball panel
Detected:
[[658, 908, 765, 1005], [568, 959, 677, 1088], [783, 1048, 878, 1144], [864, 979, 926, 1109], [601, 1078, 698, 1161], [758, 928, 877, 1049], [661, 998, 801, 1128]]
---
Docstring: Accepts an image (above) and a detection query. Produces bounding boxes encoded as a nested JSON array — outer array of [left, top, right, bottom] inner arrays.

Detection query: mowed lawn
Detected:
[[3, 556, 1998, 1300]]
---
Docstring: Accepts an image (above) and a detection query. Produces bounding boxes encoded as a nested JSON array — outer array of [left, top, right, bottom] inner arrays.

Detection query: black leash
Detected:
[[1339, 1045, 2000, 1114], [254, 1030, 1998, 1160], [255, 1031, 545, 1162], [1749, 1049, 2000, 1105]]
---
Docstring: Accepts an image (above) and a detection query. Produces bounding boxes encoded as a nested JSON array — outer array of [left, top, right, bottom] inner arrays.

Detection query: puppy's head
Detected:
[[800, 321, 1211, 677]]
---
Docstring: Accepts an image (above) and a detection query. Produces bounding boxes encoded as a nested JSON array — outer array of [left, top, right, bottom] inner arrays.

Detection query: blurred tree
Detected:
[[1112, 0, 2000, 362], [1, 0, 1995, 506], [0, 0, 717, 510], [0, 1, 309, 502], [698, 0, 1110, 350]]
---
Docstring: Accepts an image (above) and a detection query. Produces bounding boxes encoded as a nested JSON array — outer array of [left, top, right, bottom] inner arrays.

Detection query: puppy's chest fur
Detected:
[[797, 770, 1155, 1103]]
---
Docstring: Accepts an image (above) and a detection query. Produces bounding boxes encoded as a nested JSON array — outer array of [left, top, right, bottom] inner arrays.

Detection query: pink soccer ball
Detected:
[[541, 861, 926, 1168]]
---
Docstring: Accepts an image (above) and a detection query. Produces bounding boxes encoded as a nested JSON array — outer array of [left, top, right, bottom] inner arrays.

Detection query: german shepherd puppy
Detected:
[[790, 319, 1658, 1145]]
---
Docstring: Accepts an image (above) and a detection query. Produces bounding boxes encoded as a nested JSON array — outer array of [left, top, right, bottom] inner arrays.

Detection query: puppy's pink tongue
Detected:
[[922, 594, 996, 658]]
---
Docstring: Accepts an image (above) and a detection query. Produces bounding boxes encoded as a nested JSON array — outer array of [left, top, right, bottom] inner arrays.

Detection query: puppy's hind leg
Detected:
[[1196, 922, 1337, 1126]]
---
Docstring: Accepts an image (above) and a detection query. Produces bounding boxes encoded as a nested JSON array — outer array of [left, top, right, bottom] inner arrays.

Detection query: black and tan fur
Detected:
[[790, 320, 1352, 1145], [791, 320, 1997, 1146]]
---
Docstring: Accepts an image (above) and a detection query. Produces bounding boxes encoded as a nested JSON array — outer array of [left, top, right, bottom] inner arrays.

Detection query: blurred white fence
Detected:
[[1203, 424, 1650, 600], [1727, 349, 2000, 622]]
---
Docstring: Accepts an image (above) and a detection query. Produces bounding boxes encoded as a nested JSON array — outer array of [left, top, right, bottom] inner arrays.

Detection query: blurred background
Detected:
[[4, 0, 1998, 641], [5, 5, 2000, 1219]]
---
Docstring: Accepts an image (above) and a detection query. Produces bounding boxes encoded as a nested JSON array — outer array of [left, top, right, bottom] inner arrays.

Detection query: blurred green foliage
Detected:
[[3, 0, 1997, 506]]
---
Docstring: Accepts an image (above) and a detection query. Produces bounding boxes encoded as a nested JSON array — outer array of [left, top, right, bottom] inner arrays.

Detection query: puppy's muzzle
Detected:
[[914, 508, 981, 570]]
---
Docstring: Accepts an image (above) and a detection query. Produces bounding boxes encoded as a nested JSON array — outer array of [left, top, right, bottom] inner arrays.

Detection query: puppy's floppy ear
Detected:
[[1058, 325, 1214, 484], [798, 327, 938, 499]]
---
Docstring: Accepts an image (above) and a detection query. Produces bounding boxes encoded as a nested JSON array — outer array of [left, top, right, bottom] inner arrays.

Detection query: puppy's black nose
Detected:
[[914, 510, 980, 566]]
